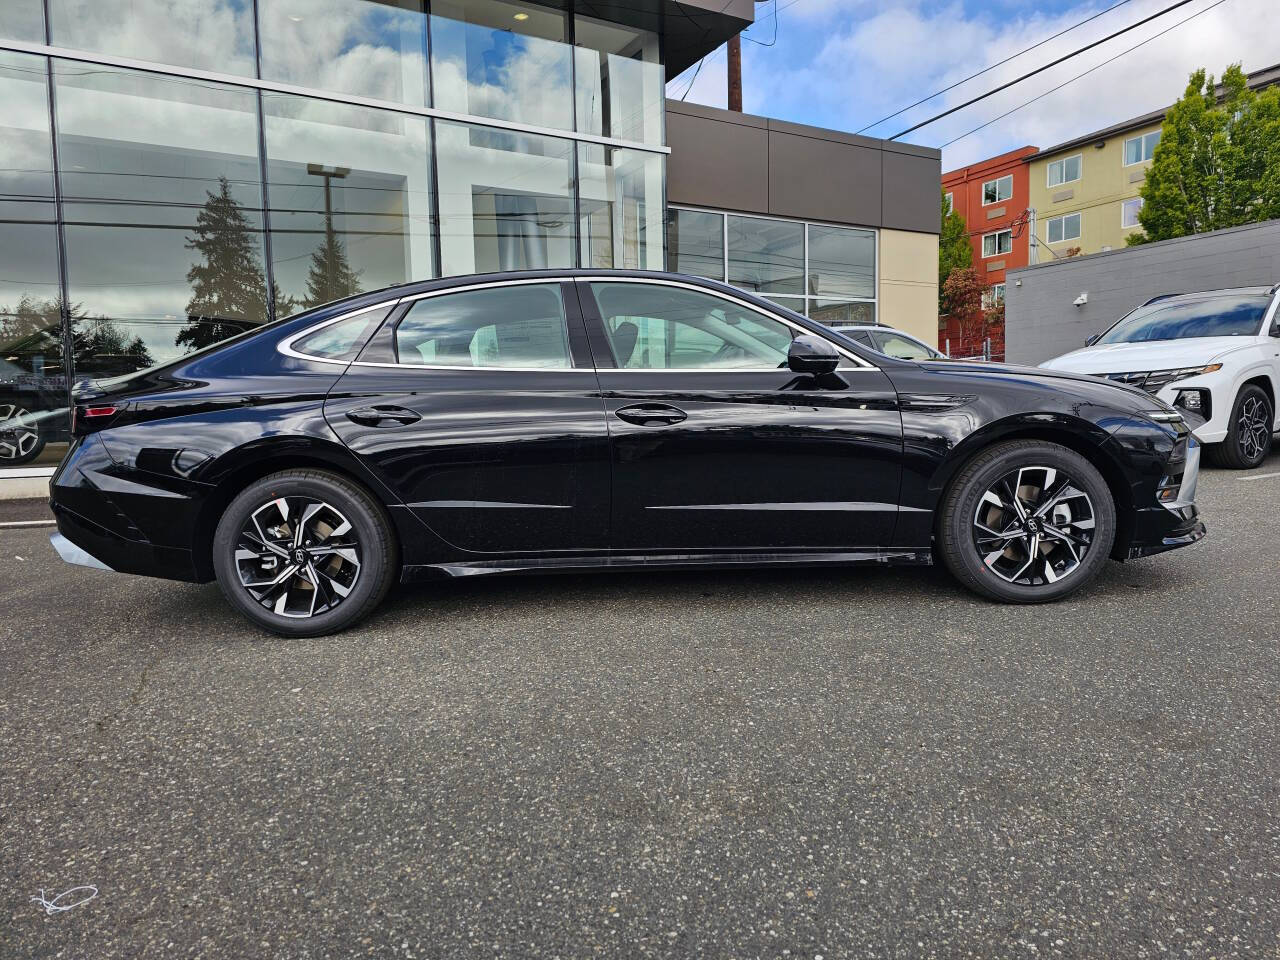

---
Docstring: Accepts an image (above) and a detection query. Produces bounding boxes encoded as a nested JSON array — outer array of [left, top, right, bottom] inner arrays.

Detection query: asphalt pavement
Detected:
[[2, 457, 1279, 958]]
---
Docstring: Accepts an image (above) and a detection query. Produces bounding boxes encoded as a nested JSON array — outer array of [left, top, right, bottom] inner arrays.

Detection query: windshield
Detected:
[[1097, 295, 1271, 344]]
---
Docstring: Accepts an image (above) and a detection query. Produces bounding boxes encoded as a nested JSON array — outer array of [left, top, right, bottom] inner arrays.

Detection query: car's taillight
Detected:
[[72, 403, 122, 436]]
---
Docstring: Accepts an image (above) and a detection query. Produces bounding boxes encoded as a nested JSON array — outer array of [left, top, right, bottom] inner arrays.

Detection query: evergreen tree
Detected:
[[302, 211, 363, 309], [938, 191, 972, 309], [1131, 64, 1280, 244], [181, 176, 274, 350]]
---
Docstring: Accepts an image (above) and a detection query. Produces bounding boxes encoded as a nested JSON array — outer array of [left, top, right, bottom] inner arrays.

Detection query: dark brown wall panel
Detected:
[[767, 131, 882, 226], [665, 110, 770, 215]]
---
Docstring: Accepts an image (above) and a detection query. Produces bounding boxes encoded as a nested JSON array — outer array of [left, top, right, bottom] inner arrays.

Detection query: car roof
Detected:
[[1144, 285, 1277, 305]]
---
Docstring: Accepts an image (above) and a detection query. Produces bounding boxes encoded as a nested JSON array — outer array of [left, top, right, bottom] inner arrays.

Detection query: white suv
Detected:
[[1041, 285, 1280, 468]]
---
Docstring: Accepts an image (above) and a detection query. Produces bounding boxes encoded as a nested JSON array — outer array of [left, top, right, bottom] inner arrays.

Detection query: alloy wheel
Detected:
[[1237, 395, 1271, 463], [972, 465, 1096, 586], [235, 497, 362, 618], [0, 403, 40, 461]]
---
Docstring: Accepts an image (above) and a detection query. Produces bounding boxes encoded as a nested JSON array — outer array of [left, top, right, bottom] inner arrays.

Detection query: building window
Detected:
[[1121, 197, 1144, 229], [0, 0, 44, 41], [666, 208, 724, 281], [981, 175, 1012, 205], [727, 215, 804, 295], [259, 0, 429, 106], [1123, 131, 1161, 165], [669, 207, 877, 324], [574, 15, 664, 146], [982, 229, 1012, 258], [262, 92, 436, 311], [1046, 211, 1081, 244], [983, 283, 1005, 309], [53, 60, 269, 370], [944, 192, 953, 215], [49, 0, 258, 77], [578, 144, 664, 270], [1046, 154, 1082, 188], [431, 0, 573, 132]]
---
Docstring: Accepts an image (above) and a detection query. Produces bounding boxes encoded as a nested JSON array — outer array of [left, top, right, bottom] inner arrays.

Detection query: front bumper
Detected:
[[1125, 433, 1206, 558]]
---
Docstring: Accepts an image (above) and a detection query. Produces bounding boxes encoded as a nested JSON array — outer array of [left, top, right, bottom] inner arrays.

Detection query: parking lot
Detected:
[[2, 457, 1279, 959]]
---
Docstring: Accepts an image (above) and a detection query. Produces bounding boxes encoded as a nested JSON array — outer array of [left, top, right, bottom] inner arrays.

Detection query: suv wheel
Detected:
[[1207, 384, 1272, 469], [212, 469, 397, 637], [937, 440, 1117, 603], [0, 400, 46, 466]]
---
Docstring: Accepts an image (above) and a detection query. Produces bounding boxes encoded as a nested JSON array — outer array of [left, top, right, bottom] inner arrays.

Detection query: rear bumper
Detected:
[[50, 500, 203, 581]]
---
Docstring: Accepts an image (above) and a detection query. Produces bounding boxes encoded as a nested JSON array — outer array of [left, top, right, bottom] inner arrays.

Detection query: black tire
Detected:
[[212, 469, 397, 637], [1206, 384, 1273, 470], [0, 399, 47, 466], [937, 440, 1117, 604]]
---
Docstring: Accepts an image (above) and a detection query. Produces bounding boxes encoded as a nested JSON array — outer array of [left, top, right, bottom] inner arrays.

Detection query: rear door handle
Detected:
[[614, 402, 687, 426], [345, 405, 422, 427]]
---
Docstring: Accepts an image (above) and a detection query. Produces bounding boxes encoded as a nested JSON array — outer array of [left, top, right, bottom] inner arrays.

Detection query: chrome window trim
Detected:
[[277, 302, 402, 366], [281, 275, 881, 373], [576, 275, 879, 371], [2, 39, 670, 156]]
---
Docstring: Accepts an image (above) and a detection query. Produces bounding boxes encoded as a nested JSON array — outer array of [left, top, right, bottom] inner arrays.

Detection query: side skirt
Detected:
[[401, 549, 933, 582]]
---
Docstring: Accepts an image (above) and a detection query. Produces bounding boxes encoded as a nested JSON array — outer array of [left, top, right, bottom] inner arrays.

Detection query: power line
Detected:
[[940, 0, 1231, 148], [741, 0, 779, 47], [889, 0, 1202, 140], [854, 0, 1134, 135]]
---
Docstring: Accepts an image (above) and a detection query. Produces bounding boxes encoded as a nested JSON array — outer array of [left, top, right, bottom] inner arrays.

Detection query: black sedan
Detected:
[[49, 270, 1205, 636]]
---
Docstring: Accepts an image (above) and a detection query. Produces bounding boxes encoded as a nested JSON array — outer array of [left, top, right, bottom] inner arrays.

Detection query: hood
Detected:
[[912, 358, 1159, 409], [1041, 337, 1253, 374]]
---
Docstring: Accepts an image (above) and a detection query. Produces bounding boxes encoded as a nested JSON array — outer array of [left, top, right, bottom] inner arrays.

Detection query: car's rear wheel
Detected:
[[1207, 384, 1272, 470], [937, 440, 1117, 603], [212, 469, 397, 637]]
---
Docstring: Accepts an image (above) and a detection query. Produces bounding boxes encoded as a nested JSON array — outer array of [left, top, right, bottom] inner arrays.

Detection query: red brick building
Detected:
[[940, 145, 1038, 358]]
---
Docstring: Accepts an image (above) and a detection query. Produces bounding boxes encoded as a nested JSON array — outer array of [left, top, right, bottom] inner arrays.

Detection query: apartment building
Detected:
[[1026, 62, 1280, 260]]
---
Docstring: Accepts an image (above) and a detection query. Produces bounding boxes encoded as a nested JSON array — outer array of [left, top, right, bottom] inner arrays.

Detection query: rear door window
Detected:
[[395, 283, 572, 369]]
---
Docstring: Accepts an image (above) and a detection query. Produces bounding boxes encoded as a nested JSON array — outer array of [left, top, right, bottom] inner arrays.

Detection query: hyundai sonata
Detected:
[[49, 270, 1205, 635]]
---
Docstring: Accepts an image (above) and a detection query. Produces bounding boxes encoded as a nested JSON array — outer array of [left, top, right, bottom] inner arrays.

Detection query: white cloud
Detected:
[[669, 0, 1280, 169]]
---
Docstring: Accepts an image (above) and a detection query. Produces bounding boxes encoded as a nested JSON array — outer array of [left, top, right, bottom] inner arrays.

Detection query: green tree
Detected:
[[181, 176, 283, 350], [302, 213, 363, 310], [938, 190, 972, 308], [1131, 64, 1280, 244]]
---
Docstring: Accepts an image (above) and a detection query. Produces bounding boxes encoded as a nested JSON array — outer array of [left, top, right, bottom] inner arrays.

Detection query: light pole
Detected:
[[305, 163, 351, 235]]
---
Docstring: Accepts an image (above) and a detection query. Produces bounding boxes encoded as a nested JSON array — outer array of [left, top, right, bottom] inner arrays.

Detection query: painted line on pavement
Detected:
[[1239, 471, 1280, 481], [0, 519, 56, 528]]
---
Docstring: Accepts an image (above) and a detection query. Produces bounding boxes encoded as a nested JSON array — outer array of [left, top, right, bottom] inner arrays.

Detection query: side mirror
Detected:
[[788, 334, 841, 375], [1085, 334, 1100, 346]]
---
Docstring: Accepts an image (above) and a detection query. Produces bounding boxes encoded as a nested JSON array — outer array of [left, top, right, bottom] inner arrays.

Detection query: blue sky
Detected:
[[666, 0, 1280, 169]]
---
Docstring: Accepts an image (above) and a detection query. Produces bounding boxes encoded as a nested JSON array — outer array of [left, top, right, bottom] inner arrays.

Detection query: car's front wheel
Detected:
[[212, 469, 397, 637], [1207, 384, 1273, 470], [0, 400, 46, 466], [937, 440, 1117, 603]]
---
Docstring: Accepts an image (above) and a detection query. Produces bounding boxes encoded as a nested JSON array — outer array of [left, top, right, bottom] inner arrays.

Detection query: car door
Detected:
[[324, 278, 611, 555], [576, 278, 904, 552]]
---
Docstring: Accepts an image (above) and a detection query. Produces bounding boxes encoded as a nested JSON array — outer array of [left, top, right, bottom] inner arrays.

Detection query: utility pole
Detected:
[[727, 34, 742, 111]]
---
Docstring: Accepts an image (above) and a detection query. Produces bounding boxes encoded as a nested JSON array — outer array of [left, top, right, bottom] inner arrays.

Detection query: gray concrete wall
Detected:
[[665, 100, 941, 234], [1006, 218, 1280, 364]]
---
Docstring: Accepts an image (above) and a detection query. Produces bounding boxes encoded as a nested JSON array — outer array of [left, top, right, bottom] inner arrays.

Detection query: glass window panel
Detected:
[[574, 15, 663, 145], [807, 224, 874, 299], [982, 175, 1011, 204], [667, 209, 723, 281], [1124, 137, 1142, 165], [873, 330, 936, 360], [590, 282, 794, 370], [0, 0, 44, 42], [258, 0, 429, 106], [726, 215, 803, 295], [48, 0, 256, 76], [54, 61, 269, 376], [1122, 197, 1144, 228], [292, 307, 391, 361], [263, 93, 434, 312], [435, 120, 574, 276], [578, 144, 663, 270], [758, 295, 804, 317], [0, 222, 68, 469], [395, 283, 570, 368], [0, 52, 55, 211], [809, 300, 875, 327], [431, 0, 571, 131]]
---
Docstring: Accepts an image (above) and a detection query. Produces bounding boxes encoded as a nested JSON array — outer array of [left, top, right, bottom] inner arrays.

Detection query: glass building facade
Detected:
[[0, 0, 666, 472]]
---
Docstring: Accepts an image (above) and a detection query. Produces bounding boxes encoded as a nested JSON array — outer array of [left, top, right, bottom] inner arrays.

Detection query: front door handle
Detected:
[[614, 402, 687, 426], [345, 405, 422, 427]]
